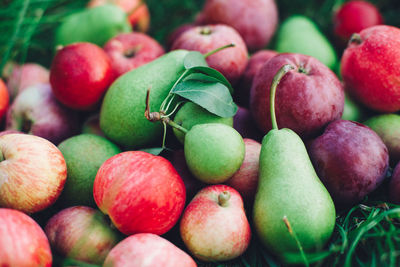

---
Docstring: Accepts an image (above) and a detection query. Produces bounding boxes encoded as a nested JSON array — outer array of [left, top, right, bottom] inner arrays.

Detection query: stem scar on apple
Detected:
[[218, 191, 231, 207]]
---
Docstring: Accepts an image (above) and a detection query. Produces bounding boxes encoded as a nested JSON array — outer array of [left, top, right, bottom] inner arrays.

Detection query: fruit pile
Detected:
[[1, 0, 400, 266]]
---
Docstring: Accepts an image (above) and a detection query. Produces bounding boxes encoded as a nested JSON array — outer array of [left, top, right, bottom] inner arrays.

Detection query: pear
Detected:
[[100, 50, 189, 148], [253, 65, 336, 262], [173, 102, 233, 143], [275, 16, 337, 70]]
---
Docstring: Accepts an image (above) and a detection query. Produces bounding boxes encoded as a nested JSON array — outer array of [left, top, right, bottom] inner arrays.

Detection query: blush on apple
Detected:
[[0, 79, 9, 123]]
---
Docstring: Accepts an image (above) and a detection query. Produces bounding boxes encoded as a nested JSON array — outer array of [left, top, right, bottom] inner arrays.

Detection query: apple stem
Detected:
[[349, 33, 362, 45], [270, 64, 295, 130], [218, 191, 231, 207], [204, 43, 235, 59], [283, 216, 309, 267]]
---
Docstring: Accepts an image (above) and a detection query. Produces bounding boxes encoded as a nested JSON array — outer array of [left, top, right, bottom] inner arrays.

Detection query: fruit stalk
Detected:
[[204, 43, 235, 58], [218, 191, 231, 207]]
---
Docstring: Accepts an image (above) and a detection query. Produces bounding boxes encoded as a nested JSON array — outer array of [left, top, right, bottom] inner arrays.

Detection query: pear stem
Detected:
[[270, 64, 295, 130], [204, 43, 235, 58], [218, 191, 231, 207], [283, 216, 310, 267], [167, 120, 188, 134]]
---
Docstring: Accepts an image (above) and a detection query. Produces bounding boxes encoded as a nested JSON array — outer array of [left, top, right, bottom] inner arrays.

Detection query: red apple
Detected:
[[334, 0, 383, 42], [198, 0, 278, 51], [250, 53, 344, 139], [171, 24, 248, 85], [233, 106, 263, 142], [225, 138, 261, 204], [180, 185, 251, 261], [103, 233, 196, 267], [50, 42, 114, 110], [104, 32, 165, 78], [6, 83, 79, 144], [0, 133, 67, 213], [45, 206, 120, 265], [0, 79, 9, 122], [341, 25, 400, 112], [93, 151, 186, 235], [389, 162, 400, 204], [0, 208, 52, 267], [166, 24, 196, 49]]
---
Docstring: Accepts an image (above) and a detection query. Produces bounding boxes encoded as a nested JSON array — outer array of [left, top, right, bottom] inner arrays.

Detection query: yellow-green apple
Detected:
[[180, 184, 251, 261], [5, 84, 79, 145], [0, 134, 67, 213], [0, 208, 52, 266], [104, 32, 164, 78], [93, 151, 186, 235], [171, 24, 248, 85], [0, 79, 9, 123], [45, 206, 120, 265], [103, 233, 196, 267]]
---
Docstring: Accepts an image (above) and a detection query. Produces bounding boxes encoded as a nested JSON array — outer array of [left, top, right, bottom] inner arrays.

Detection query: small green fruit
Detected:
[[184, 123, 245, 184], [342, 95, 363, 122]]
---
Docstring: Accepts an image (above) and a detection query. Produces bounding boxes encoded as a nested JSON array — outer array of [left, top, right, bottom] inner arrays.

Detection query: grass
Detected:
[[2, 0, 400, 266]]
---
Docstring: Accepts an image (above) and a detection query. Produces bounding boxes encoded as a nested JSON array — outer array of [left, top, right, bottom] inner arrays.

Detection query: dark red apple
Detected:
[[334, 0, 383, 42], [104, 32, 165, 78], [341, 25, 400, 112], [250, 53, 344, 139], [50, 42, 114, 110], [166, 24, 196, 49], [389, 162, 400, 204], [0, 208, 52, 267], [171, 24, 248, 85], [309, 120, 389, 206], [93, 151, 186, 235], [233, 106, 263, 142], [198, 0, 278, 51], [0, 79, 9, 123]]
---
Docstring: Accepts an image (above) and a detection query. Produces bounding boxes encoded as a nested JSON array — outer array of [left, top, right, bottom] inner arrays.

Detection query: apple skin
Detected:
[[0, 133, 67, 213], [0, 79, 9, 122], [103, 233, 197, 267], [225, 138, 261, 204], [389, 162, 400, 204], [5, 83, 79, 145], [171, 24, 248, 85], [334, 0, 383, 42], [93, 151, 186, 235], [233, 107, 263, 142], [0, 130, 21, 137], [45, 206, 120, 265], [250, 53, 344, 139], [50, 42, 114, 110], [197, 0, 278, 51], [166, 24, 195, 49], [309, 120, 389, 206], [0, 208, 52, 267], [104, 32, 165, 78], [341, 25, 400, 112], [180, 184, 251, 262], [82, 113, 105, 137]]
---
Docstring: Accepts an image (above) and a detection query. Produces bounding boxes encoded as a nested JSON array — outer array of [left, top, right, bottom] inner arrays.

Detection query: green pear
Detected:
[[173, 102, 233, 143], [184, 123, 245, 184], [100, 50, 189, 148], [253, 65, 336, 262], [55, 4, 131, 47], [275, 15, 337, 70]]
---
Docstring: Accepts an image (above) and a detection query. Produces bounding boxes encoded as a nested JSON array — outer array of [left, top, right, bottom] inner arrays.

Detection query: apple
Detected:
[[389, 162, 400, 204], [341, 25, 400, 112], [197, 0, 278, 51], [82, 113, 105, 137], [0, 79, 9, 123], [50, 42, 114, 110], [166, 24, 195, 49], [0, 133, 67, 213], [45, 206, 120, 265], [250, 53, 344, 139], [180, 184, 251, 261], [0, 130, 21, 137], [233, 106, 263, 142], [103, 233, 197, 267], [93, 151, 186, 235], [0, 208, 52, 267], [104, 32, 165, 78], [5, 83, 79, 145], [171, 24, 248, 85]]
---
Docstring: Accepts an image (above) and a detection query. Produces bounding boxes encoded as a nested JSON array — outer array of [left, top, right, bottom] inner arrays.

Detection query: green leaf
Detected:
[[139, 147, 164, 155], [184, 72, 222, 84], [171, 79, 237, 117], [183, 51, 208, 69], [189, 66, 234, 93]]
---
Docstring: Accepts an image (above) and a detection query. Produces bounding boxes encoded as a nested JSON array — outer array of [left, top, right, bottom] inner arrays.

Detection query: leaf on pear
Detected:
[[188, 66, 234, 94], [183, 51, 208, 69]]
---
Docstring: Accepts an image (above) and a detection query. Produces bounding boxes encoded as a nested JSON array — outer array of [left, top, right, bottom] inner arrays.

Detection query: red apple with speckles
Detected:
[[226, 138, 261, 204], [334, 0, 383, 42], [0, 133, 67, 213], [93, 151, 186, 235], [45, 206, 120, 265], [341, 25, 400, 112], [50, 42, 114, 110], [0, 79, 9, 123], [197, 0, 278, 51], [236, 50, 278, 107], [180, 185, 251, 262], [250, 53, 344, 139], [0, 208, 52, 267], [309, 120, 389, 206], [104, 32, 164, 78], [171, 24, 248, 85], [103, 233, 196, 267]]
